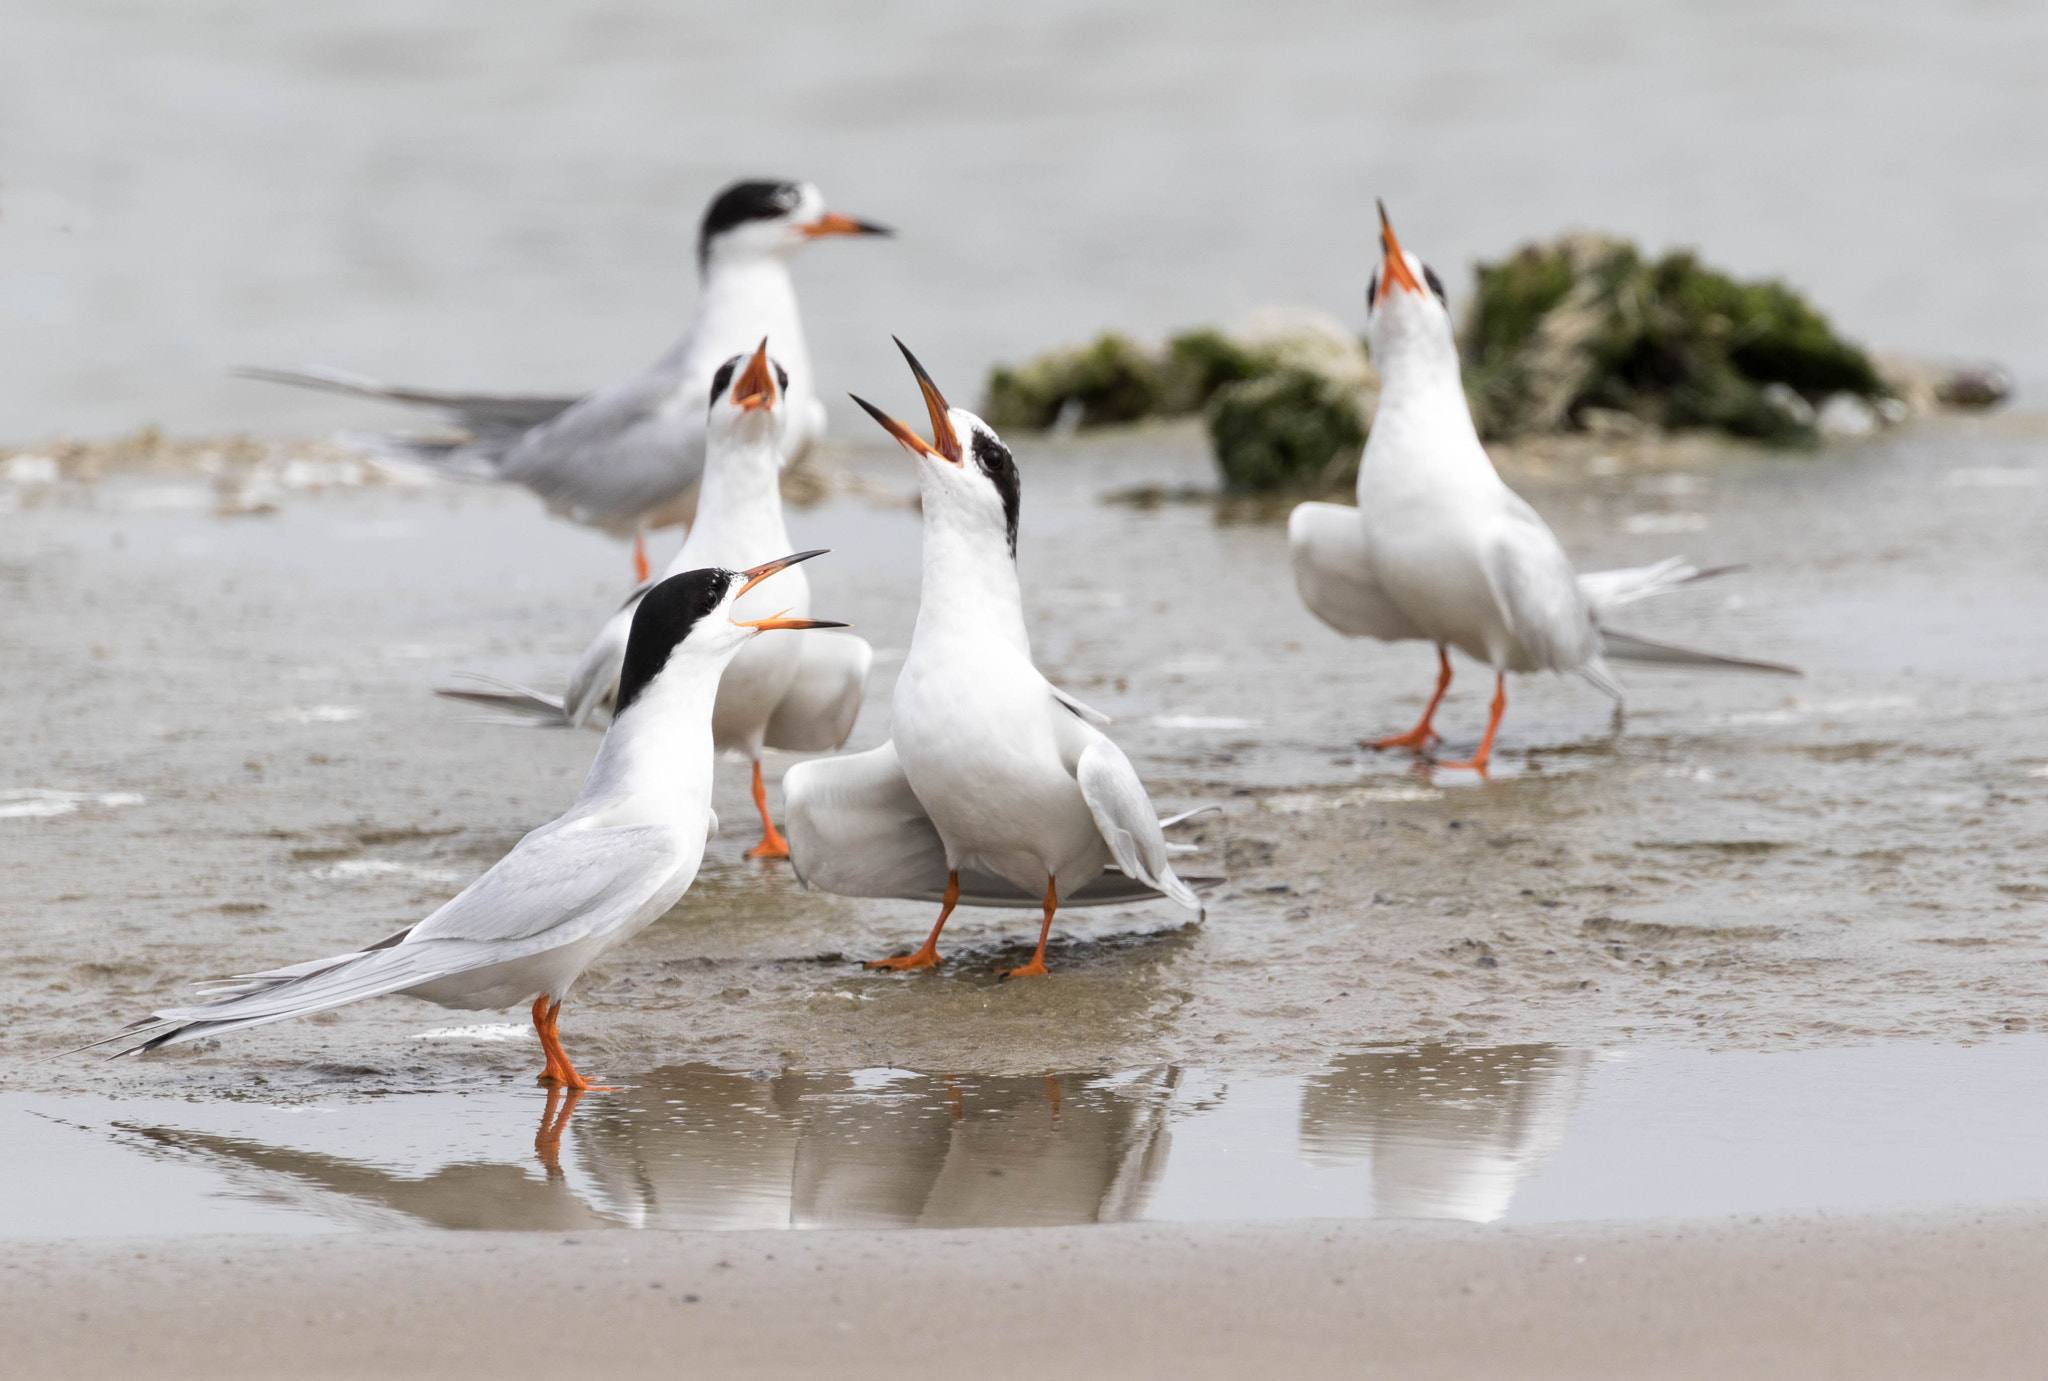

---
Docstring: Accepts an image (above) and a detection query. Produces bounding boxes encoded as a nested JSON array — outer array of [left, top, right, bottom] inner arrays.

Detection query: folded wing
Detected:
[[764, 631, 873, 752], [1287, 501, 1425, 641]]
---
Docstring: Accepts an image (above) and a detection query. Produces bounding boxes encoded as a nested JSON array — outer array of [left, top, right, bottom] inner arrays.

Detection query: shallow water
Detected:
[[2, 0, 2044, 441], [8, 1039, 2047, 1237]]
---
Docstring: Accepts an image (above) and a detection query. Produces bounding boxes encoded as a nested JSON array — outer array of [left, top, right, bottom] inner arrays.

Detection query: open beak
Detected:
[[847, 338, 964, 465], [1376, 199, 1425, 299], [801, 211, 892, 239], [732, 550, 848, 630], [733, 338, 777, 413]]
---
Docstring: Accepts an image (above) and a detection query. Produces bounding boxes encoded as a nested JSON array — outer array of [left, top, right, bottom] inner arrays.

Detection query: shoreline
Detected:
[[9, 1206, 2047, 1379]]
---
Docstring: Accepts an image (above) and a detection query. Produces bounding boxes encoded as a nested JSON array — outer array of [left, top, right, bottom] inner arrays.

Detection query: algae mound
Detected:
[[1460, 233, 1891, 445], [981, 312, 1372, 493]]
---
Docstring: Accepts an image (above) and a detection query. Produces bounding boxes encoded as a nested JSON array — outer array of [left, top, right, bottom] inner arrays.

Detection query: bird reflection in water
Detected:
[[115, 1046, 1587, 1231], [1296, 1044, 1589, 1222]]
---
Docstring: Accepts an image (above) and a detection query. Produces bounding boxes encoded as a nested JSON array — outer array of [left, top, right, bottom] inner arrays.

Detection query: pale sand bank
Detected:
[[8, 1208, 2046, 1379]]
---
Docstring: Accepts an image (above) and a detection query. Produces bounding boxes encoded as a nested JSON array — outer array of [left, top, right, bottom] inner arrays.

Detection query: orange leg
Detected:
[[1045, 1074, 1062, 1120], [1369, 645, 1453, 752], [632, 533, 651, 585], [866, 871, 959, 971], [531, 996, 568, 1084], [745, 760, 790, 860], [1440, 674, 1507, 776], [536, 998, 615, 1093], [1002, 878, 1058, 979], [533, 1084, 585, 1177]]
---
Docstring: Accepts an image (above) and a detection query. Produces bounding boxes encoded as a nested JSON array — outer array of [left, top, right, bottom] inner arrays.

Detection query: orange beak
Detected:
[[1376, 199, 1425, 299], [848, 338, 964, 466], [732, 550, 849, 631], [800, 210, 893, 239], [733, 337, 777, 413]]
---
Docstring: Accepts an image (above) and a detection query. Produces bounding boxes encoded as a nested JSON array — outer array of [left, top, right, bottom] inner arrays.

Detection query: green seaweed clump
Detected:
[[1460, 233, 1890, 445], [982, 333, 1164, 432], [1205, 367, 1366, 494]]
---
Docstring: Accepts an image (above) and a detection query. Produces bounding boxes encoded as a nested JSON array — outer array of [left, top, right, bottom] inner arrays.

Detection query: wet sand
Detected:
[[11, 1207, 2048, 1379], [5, 416, 2048, 1093]]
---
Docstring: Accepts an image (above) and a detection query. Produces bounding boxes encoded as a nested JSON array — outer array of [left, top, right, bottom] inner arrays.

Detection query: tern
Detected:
[[98, 555, 845, 1089], [441, 339, 872, 859], [1288, 204, 1797, 774], [242, 179, 890, 580], [782, 341, 1204, 978]]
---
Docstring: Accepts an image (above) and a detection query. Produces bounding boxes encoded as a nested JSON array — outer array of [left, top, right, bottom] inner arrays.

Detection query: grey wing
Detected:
[[130, 822, 684, 1050], [763, 632, 873, 753], [1287, 501, 1425, 640], [562, 595, 644, 728], [1075, 737, 1201, 911], [405, 821, 680, 946], [1049, 684, 1113, 726], [783, 742, 951, 899], [434, 673, 570, 726], [1576, 557, 1743, 620], [498, 358, 706, 527], [235, 366, 584, 442], [1481, 494, 1602, 672]]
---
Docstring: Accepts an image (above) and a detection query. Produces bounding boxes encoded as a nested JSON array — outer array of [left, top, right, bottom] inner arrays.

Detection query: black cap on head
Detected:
[[698, 180, 802, 269], [614, 568, 737, 715], [970, 429, 1021, 557]]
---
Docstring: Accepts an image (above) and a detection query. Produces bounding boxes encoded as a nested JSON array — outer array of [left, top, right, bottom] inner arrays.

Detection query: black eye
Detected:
[[971, 431, 1021, 558], [1422, 263, 1448, 307], [708, 356, 742, 406], [1366, 273, 1378, 310], [773, 363, 789, 392]]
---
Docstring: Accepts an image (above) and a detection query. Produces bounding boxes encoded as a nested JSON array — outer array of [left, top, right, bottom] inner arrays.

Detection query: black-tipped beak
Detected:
[[802, 211, 893, 239], [1375, 199, 1425, 298], [736, 614, 850, 631], [871, 337, 962, 465], [736, 549, 828, 600], [733, 337, 777, 412]]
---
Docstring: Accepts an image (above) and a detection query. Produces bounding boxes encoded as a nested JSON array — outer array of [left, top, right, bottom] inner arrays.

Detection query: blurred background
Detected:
[[1, 0, 2041, 439]]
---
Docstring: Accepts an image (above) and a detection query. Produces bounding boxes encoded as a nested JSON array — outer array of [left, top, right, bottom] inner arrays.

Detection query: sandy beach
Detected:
[[11, 1207, 2048, 1380]]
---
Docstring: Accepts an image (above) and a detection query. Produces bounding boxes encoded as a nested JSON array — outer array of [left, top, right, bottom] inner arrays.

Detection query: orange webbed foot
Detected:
[[864, 947, 942, 972], [999, 960, 1050, 980], [745, 834, 790, 860], [1367, 726, 1440, 753]]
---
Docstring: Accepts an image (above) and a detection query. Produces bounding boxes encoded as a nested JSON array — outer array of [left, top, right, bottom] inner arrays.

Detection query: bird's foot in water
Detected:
[[745, 835, 790, 860], [999, 959, 1050, 980], [864, 946, 942, 972], [1366, 726, 1440, 753]]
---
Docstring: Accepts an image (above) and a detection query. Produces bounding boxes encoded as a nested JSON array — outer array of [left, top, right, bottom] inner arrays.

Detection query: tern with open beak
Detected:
[[781, 341, 1206, 977], [97, 555, 846, 1089], [1288, 203, 1797, 774], [440, 339, 872, 859], [242, 179, 890, 581]]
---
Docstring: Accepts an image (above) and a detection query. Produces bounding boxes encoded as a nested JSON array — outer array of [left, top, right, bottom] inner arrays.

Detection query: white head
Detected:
[[851, 339, 1021, 559], [1364, 202, 1459, 376], [704, 337, 793, 458], [696, 179, 892, 276], [612, 553, 846, 717]]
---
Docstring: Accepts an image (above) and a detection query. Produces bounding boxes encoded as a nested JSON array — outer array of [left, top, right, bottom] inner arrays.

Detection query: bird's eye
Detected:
[[773, 363, 789, 392], [1422, 263, 1448, 307], [1366, 273, 1379, 310], [708, 357, 742, 406]]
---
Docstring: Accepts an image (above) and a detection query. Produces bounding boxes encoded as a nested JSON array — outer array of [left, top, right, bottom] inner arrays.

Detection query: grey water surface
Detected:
[[2, 0, 2043, 441]]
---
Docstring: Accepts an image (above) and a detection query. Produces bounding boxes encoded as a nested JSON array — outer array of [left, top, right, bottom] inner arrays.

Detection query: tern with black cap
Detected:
[[96, 554, 847, 1089], [241, 179, 891, 580], [1288, 202, 1797, 775], [442, 338, 873, 859], [782, 341, 1208, 978]]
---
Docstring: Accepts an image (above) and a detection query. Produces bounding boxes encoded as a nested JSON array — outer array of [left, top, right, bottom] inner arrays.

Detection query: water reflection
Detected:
[[119, 1046, 1587, 1232], [1298, 1045, 1590, 1222]]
